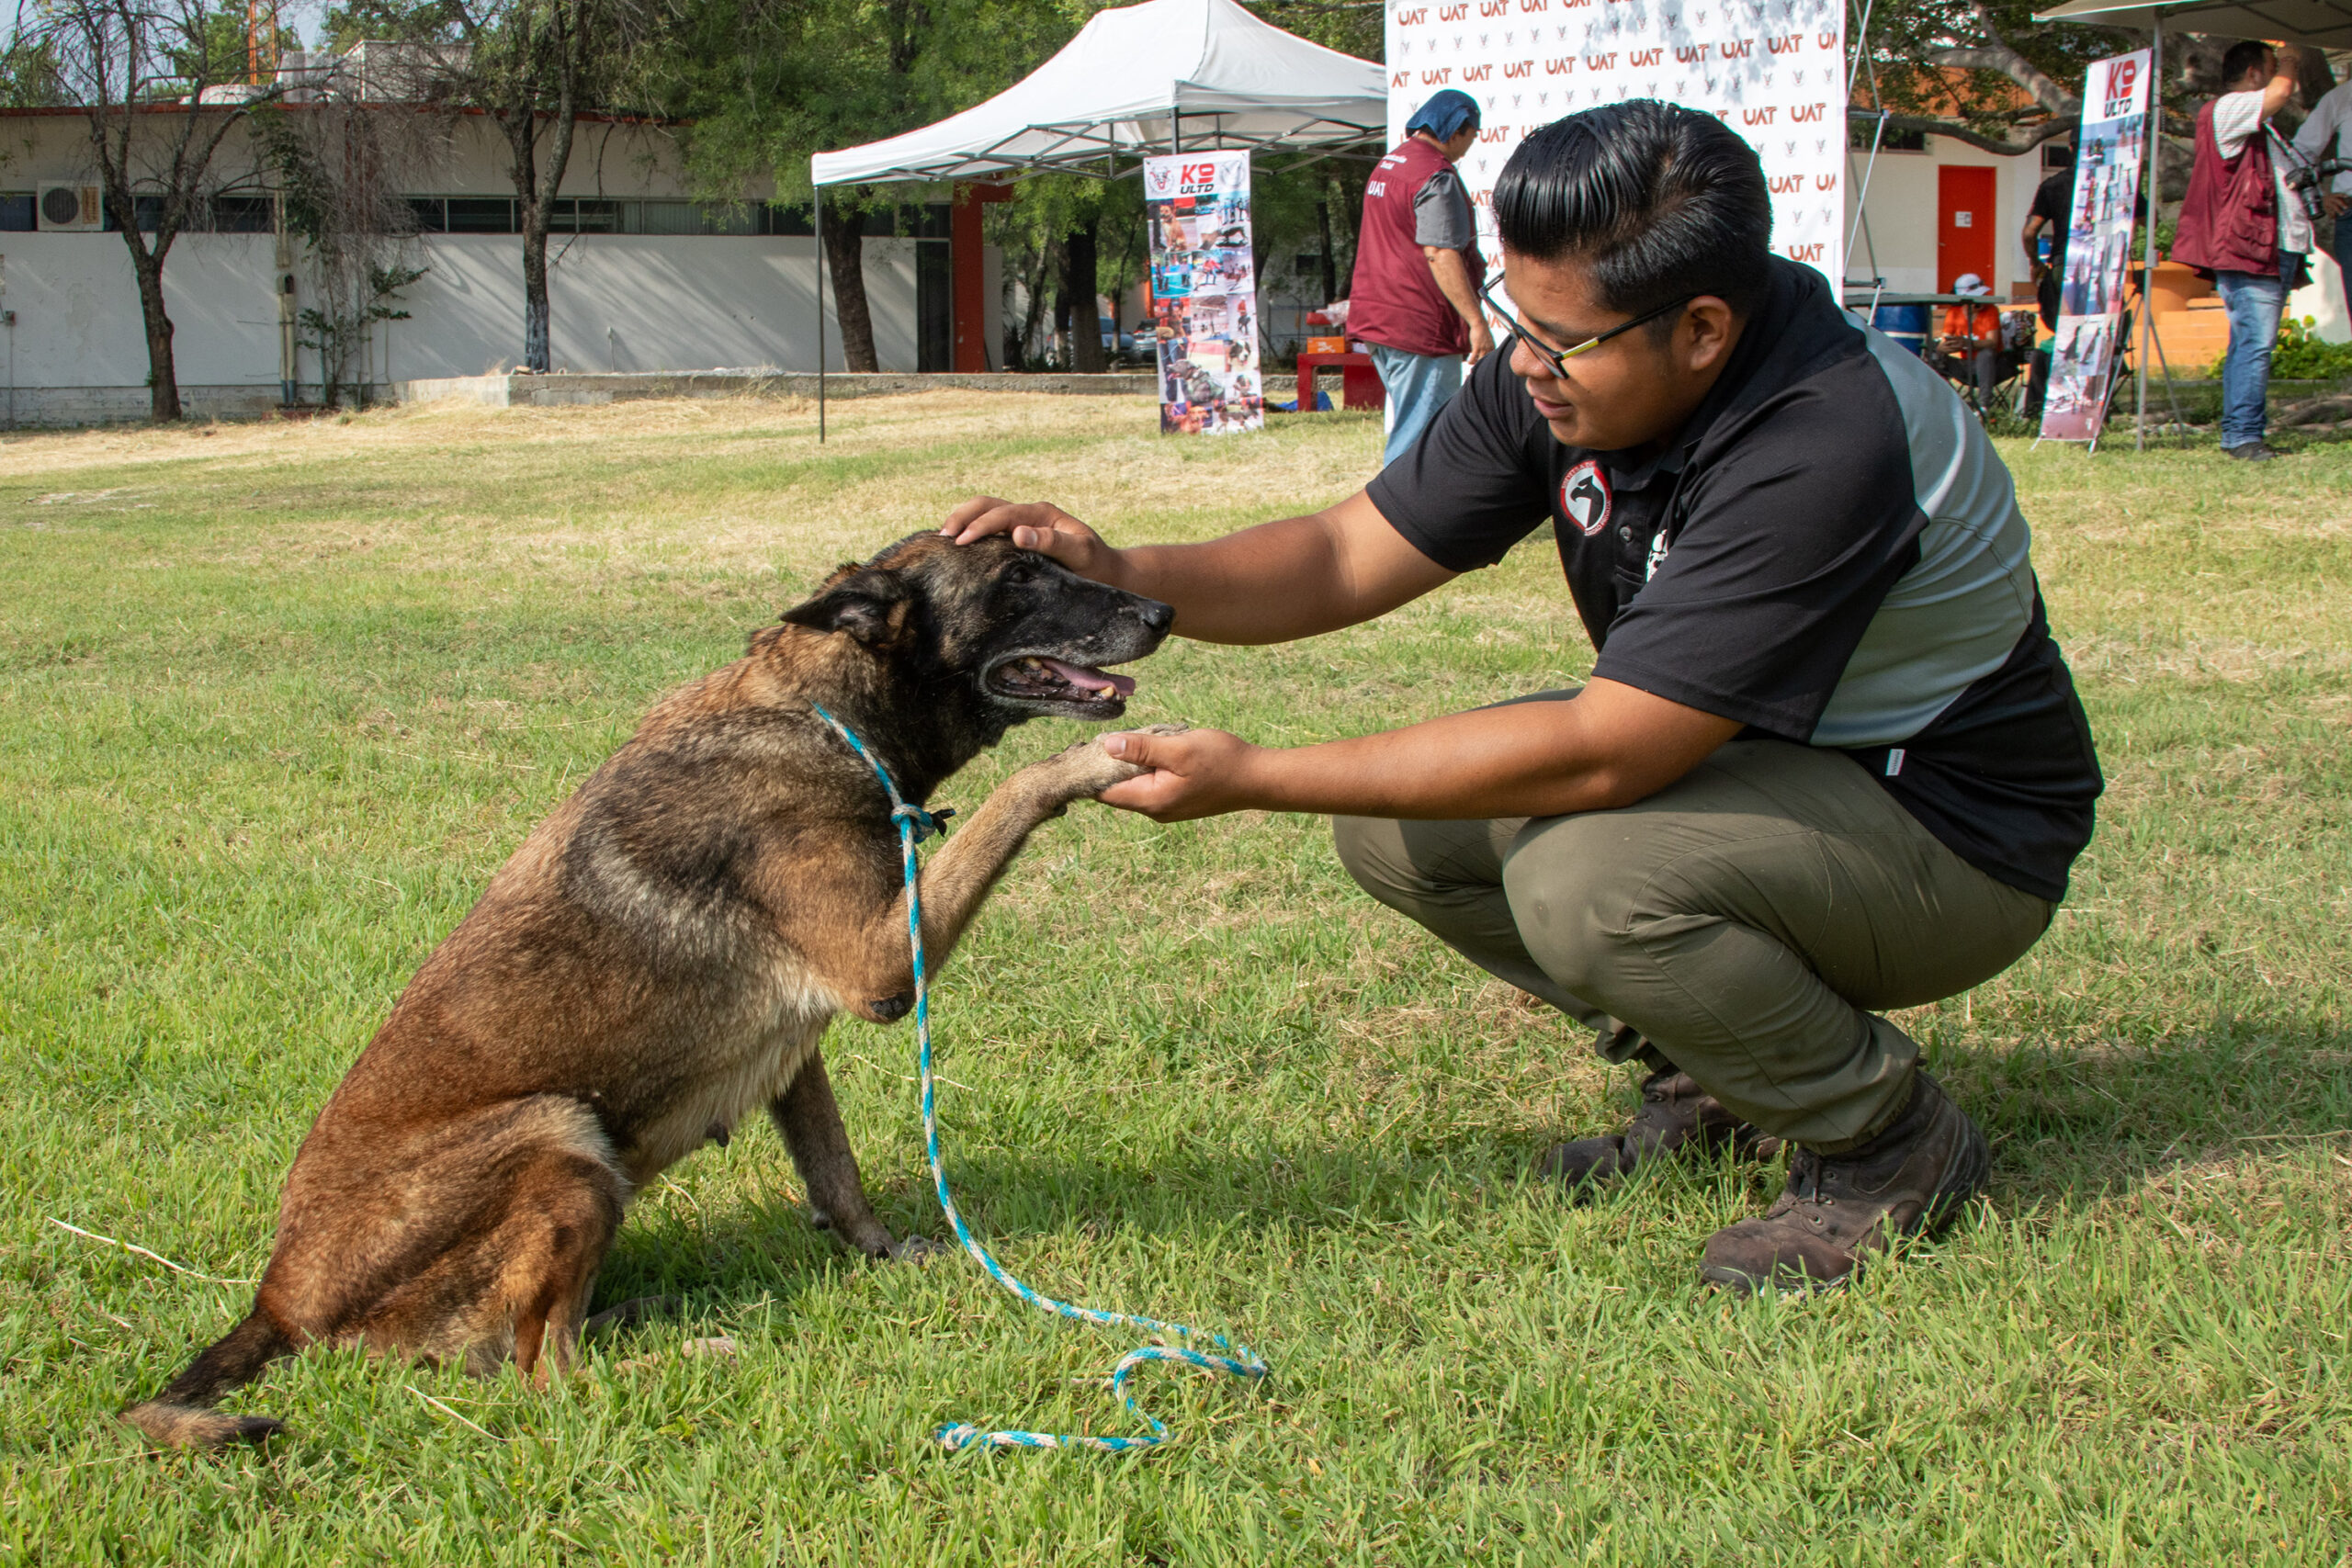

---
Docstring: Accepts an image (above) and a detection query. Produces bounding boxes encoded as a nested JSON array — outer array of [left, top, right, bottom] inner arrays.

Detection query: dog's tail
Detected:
[[121, 1308, 295, 1449]]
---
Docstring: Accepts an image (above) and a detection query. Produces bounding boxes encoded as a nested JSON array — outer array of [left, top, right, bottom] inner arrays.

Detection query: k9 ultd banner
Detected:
[[2039, 49, 2150, 444], [1386, 0, 1847, 289], [1144, 152, 1263, 435]]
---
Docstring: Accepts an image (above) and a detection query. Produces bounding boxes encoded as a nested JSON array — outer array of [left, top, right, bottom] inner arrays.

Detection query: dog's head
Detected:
[[774, 532, 1174, 725]]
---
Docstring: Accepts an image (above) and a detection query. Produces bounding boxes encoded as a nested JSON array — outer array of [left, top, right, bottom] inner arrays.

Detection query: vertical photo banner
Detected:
[[2040, 49, 2150, 443], [1385, 0, 1846, 291], [1143, 152, 1264, 436]]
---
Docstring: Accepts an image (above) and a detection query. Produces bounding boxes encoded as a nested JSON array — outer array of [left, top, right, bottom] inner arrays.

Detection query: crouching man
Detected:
[[943, 102, 2101, 1292]]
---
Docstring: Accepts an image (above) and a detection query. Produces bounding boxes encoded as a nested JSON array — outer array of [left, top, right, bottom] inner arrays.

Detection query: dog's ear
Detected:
[[779, 567, 917, 649]]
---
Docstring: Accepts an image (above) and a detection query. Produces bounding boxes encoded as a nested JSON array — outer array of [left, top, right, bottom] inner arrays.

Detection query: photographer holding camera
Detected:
[[2171, 40, 2310, 461]]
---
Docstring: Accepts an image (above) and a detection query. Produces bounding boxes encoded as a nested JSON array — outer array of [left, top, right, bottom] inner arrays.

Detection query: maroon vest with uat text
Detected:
[[2171, 97, 2279, 276], [1348, 137, 1481, 358]]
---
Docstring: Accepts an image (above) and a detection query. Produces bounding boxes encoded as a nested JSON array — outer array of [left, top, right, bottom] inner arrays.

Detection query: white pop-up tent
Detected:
[[805, 0, 1385, 434], [811, 0, 1385, 186], [2032, 0, 2352, 46]]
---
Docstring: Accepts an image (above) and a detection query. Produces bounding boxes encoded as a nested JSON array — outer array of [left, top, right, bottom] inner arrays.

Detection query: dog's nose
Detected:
[[1133, 598, 1175, 633]]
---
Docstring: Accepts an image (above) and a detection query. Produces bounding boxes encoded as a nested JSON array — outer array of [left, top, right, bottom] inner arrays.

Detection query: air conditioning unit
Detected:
[[38, 185, 103, 232]]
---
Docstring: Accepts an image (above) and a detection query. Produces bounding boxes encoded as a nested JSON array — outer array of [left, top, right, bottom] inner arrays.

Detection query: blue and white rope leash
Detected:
[[808, 704, 1269, 1453]]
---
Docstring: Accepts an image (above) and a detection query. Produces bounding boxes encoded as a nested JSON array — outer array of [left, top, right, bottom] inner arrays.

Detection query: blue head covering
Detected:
[[1406, 89, 1480, 142]]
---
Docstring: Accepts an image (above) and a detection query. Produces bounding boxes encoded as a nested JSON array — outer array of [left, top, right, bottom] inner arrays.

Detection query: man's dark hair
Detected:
[[1492, 100, 1772, 319], [2221, 39, 2276, 85]]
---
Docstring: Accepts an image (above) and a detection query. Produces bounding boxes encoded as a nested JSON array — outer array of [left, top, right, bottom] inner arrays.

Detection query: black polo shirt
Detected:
[[1365, 257, 2102, 902]]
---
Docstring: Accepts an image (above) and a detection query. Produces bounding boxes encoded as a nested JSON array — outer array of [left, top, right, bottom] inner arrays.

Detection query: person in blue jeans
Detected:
[[1347, 90, 1497, 467], [2173, 42, 2309, 461]]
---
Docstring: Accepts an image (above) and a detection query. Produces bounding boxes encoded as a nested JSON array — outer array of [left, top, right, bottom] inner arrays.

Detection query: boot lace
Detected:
[[1784, 1147, 1827, 1205]]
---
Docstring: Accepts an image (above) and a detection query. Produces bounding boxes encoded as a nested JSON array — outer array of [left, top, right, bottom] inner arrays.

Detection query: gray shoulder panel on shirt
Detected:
[[1811, 320, 2040, 748], [1412, 169, 1474, 250]]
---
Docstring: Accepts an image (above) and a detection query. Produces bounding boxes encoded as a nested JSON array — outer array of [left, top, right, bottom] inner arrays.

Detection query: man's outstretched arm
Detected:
[[940, 489, 1456, 645], [1094, 679, 1744, 823]]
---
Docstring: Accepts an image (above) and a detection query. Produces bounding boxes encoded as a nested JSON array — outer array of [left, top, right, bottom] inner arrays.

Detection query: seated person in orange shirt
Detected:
[[1935, 274, 2009, 407]]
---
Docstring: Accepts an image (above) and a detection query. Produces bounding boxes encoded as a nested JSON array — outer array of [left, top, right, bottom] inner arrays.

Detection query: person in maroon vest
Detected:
[[1350, 89, 1496, 466], [2172, 40, 2310, 461]]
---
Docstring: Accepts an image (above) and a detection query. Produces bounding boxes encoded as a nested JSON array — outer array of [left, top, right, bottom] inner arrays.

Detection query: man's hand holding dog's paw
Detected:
[[1027, 724, 1191, 807], [1095, 727, 1261, 822]]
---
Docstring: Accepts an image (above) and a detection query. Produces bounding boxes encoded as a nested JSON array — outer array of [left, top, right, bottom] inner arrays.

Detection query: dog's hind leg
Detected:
[[770, 1046, 920, 1259], [342, 1100, 628, 1388], [495, 1144, 628, 1388]]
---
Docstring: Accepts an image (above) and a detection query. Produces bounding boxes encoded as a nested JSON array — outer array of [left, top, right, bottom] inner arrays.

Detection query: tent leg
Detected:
[[2138, 21, 2160, 452], [816, 184, 828, 445]]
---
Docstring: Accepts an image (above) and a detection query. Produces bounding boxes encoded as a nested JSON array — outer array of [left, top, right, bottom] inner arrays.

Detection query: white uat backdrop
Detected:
[[1385, 0, 1847, 289]]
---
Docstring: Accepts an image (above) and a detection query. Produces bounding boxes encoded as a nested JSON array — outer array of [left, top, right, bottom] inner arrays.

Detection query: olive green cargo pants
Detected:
[[1332, 721, 2053, 1153]]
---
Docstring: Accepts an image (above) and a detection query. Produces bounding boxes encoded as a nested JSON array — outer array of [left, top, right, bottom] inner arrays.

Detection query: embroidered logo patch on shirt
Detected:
[[1560, 459, 1612, 537]]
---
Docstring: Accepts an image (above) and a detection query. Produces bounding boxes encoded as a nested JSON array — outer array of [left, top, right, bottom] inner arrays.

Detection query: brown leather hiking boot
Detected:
[[1699, 1070, 1988, 1295], [1539, 1069, 1783, 1201]]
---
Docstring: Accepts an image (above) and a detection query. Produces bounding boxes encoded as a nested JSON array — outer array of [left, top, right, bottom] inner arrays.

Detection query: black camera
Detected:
[[2280, 152, 2352, 219]]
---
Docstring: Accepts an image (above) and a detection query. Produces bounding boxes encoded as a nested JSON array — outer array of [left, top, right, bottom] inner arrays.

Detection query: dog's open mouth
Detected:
[[987, 654, 1138, 706]]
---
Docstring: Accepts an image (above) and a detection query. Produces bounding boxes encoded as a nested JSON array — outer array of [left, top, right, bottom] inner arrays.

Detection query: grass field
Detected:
[[2, 394, 2348, 1565]]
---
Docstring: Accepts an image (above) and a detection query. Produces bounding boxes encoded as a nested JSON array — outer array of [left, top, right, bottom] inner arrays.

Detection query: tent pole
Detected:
[[815, 181, 828, 445], [2138, 20, 2160, 451]]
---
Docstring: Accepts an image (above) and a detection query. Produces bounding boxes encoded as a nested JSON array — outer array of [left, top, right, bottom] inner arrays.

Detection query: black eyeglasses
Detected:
[[1476, 280, 1697, 378]]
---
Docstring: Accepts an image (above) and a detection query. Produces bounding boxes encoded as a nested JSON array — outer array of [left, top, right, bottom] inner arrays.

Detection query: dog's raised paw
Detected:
[[1038, 724, 1191, 797]]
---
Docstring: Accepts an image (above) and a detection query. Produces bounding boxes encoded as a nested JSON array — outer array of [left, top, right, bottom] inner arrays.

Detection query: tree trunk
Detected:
[[1018, 238, 1058, 368], [521, 220, 552, 372], [1063, 219, 1103, 373], [129, 245, 183, 422], [1316, 197, 1338, 305], [822, 191, 879, 372]]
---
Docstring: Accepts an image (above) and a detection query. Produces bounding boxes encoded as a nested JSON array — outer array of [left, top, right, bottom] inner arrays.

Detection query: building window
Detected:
[[394, 197, 941, 239], [210, 196, 274, 232], [917, 235, 951, 372], [0, 193, 33, 231], [446, 197, 520, 233]]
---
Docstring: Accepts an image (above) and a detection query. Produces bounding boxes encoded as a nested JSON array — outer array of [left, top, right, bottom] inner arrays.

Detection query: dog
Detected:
[[122, 530, 1177, 1448]]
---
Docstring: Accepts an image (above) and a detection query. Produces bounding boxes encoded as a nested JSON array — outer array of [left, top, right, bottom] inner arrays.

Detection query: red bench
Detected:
[[1294, 350, 1385, 412]]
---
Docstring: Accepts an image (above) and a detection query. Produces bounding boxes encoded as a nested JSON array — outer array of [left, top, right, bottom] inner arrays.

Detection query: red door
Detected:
[[1938, 166, 1996, 292]]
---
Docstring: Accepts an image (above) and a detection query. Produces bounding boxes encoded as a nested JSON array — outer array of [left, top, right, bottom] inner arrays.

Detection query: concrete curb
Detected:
[[389, 370, 1183, 408]]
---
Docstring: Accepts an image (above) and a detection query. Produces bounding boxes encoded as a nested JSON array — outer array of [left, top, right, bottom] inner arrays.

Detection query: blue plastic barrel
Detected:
[[1870, 303, 1931, 359]]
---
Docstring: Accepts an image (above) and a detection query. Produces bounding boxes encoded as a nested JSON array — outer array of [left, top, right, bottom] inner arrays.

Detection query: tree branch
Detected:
[[1926, 46, 2079, 118], [1869, 112, 2079, 156], [1927, 4, 2081, 118]]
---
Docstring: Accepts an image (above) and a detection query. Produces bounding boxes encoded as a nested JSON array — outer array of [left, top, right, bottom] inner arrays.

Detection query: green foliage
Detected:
[[2270, 313, 2352, 380], [1859, 0, 2101, 133], [655, 0, 1081, 207], [295, 263, 427, 406], [0, 34, 69, 107]]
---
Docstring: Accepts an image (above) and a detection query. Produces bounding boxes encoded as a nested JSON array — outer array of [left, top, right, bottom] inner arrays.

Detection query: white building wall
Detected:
[[1845, 136, 2043, 299], [1, 108, 939, 422]]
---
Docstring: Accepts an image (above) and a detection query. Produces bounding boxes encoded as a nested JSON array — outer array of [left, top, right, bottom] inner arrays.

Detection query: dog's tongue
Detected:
[[1039, 657, 1136, 697]]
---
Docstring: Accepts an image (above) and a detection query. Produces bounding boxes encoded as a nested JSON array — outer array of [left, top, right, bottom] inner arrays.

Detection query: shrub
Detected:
[[2271, 313, 2352, 379]]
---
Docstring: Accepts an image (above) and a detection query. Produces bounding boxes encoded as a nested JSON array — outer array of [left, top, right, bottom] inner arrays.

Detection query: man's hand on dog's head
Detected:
[[941, 497, 1123, 584], [1095, 727, 1260, 822]]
